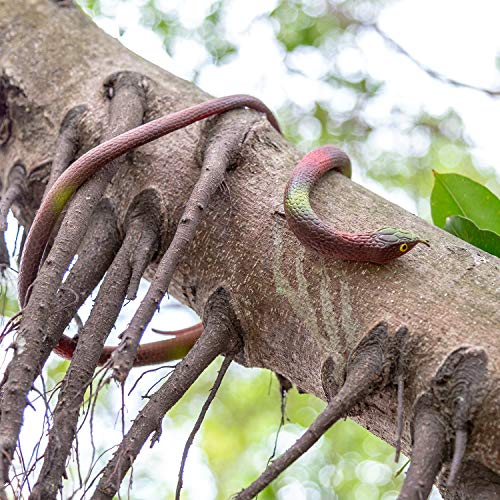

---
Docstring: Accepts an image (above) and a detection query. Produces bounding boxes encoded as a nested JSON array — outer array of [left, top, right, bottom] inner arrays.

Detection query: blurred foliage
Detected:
[[139, 0, 236, 65], [431, 172, 500, 256], [0, 281, 19, 318]]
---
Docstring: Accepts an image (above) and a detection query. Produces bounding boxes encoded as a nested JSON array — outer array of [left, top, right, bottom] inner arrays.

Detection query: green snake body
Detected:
[[18, 95, 428, 365]]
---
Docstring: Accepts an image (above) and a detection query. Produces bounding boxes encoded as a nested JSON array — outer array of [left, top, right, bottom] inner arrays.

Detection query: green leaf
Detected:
[[431, 172, 500, 233], [444, 215, 500, 257]]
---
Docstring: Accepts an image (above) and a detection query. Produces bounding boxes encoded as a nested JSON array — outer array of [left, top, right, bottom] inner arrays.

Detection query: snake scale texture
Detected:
[[18, 94, 428, 366]]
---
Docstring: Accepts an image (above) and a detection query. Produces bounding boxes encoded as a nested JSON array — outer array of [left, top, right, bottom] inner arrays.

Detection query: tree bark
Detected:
[[0, 0, 498, 496]]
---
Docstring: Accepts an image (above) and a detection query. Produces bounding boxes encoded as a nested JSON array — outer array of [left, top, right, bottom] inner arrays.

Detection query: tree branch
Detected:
[[399, 394, 447, 500]]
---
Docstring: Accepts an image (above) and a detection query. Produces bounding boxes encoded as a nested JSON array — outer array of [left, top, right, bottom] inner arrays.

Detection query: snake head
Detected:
[[372, 227, 430, 263]]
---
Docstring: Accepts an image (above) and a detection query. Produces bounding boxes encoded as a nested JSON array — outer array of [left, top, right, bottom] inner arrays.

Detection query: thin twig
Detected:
[[77, 446, 118, 500], [127, 365, 176, 397], [84, 372, 113, 491], [175, 355, 232, 499], [142, 372, 172, 400], [266, 374, 291, 467], [370, 24, 500, 97]]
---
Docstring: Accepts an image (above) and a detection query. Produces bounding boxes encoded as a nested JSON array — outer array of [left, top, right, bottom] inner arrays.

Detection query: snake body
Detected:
[[54, 324, 202, 365], [18, 94, 428, 366], [284, 145, 428, 263]]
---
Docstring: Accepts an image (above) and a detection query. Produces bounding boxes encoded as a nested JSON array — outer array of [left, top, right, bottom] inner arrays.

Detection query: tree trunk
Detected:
[[0, 1, 498, 498]]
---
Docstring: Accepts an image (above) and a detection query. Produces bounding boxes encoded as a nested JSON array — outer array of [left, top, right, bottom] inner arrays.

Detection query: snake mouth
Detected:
[[418, 238, 431, 247]]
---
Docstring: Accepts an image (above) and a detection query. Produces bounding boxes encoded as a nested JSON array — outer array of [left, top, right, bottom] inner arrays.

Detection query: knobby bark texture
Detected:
[[0, 0, 498, 498]]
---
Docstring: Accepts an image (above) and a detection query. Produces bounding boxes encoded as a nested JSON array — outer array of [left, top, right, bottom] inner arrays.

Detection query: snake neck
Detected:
[[284, 205, 381, 262]]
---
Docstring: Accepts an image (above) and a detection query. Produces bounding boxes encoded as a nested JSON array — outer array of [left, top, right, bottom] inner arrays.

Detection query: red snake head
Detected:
[[370, 227, 430, 263]]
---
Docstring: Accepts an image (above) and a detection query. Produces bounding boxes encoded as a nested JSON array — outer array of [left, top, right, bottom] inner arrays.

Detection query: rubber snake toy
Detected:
[[18, 94, 429, 366]]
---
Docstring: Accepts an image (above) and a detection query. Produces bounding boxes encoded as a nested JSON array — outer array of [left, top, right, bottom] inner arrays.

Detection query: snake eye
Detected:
[[399, 243, 408, 252]]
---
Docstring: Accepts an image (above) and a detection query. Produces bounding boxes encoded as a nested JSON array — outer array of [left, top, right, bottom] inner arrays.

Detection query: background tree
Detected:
[[0, 0, 498, 499]]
